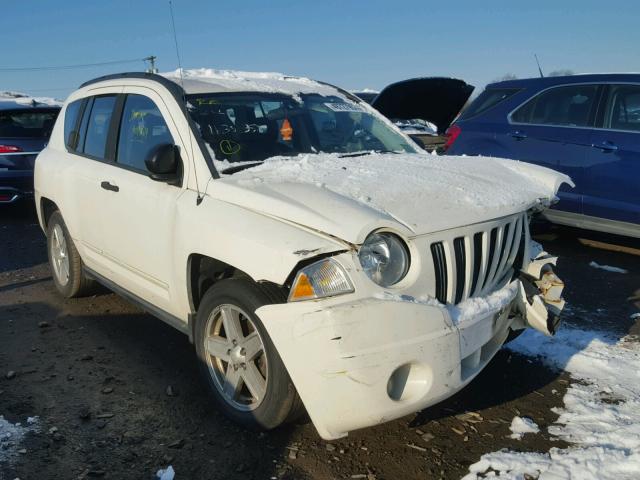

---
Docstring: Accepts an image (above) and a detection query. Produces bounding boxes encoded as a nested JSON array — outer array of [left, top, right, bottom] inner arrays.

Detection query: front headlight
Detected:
[[288, 258, 354, 302], [358, 232, 410, 287]]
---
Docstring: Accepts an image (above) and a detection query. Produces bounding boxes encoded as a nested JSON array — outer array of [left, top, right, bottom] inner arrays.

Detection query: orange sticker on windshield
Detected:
[[280, 118, 293, 141]]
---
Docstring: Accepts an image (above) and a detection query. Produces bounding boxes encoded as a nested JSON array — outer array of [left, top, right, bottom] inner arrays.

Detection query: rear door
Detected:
[[63, 91, 123, 272], [499, 84, 601, 215], [583, 84, 640, 227]]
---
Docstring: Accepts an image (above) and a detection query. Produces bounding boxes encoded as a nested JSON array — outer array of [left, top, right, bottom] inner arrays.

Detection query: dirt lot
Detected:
[[1, 203, 639, 480]]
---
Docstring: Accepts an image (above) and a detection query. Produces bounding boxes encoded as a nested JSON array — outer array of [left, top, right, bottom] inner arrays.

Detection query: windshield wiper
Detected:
[[220, 162, 264, 175], [338, 149, 402, 158]]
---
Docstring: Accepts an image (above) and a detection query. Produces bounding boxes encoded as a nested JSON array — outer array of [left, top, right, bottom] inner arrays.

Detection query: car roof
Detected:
[[80, 69, 355, 101], [487, 73, 640, 89]]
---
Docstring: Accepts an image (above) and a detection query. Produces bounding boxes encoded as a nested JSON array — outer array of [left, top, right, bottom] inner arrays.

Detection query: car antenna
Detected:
[[534, 54, 544, 78], [169, 0, 204, 205]]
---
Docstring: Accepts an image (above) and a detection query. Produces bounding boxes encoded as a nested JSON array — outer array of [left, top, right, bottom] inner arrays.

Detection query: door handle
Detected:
[[592, 141, 618, 152], [100, 181, 119, 192], [509, 131, 527, 140]]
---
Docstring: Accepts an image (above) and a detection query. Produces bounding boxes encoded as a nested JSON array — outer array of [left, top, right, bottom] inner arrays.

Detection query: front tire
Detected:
[[46, 211, 94, 298], [194, 279, 303, 430]]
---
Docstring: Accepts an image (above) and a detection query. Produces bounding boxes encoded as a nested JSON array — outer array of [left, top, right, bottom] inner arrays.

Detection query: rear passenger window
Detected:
[[116, 95, 173, 172], [64, 100, 82, 149], [604, 85, 640, 132], [83, 95, 117, 159], [460, 88, 520, 120], [512, 85, 598, 127]]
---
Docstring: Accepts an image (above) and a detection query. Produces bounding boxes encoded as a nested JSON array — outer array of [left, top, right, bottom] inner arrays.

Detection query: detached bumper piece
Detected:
[[517, 251, 565, 336]]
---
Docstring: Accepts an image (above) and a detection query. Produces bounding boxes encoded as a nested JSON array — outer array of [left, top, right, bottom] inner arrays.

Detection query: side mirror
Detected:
[[145, 144, 181, 184]]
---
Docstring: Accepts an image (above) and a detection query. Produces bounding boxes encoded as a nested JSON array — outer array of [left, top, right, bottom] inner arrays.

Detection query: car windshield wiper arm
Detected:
[[338, 149, 402, 158], [220, 161, 264, 175]]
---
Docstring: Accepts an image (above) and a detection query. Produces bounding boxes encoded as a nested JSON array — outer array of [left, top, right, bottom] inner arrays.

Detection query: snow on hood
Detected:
[[162, 68, 349, 103], [0, 91, 62, 108], [206, 152, 572, 244]]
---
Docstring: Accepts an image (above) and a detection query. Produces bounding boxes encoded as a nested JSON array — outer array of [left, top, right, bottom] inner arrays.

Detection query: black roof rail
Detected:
[[80, 72, 183, 96]]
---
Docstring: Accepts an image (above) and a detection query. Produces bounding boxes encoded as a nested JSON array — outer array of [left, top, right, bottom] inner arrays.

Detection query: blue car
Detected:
[[444, 73, 640, 238], [0, 95, 60, 204]]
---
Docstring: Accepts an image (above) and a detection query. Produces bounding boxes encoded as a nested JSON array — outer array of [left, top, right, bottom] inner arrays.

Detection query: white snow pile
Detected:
[[0, 91, 62, 107], [0, 415, 39, 463], [376, 280, 517, 325], [156, 465, 175, 480], [509, 416, 540, 440], [589, 261, 628, 274], [447, 281, 518, 325], [463, 325, 640, 480], [352, 88, 380, 94], [162, 68, 347, 102], [225, 153, 570, 234]]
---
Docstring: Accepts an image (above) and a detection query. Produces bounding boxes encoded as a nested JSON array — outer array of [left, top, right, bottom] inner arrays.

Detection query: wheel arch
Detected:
[[186, 253, 290, 342], [39, 197, 59, 233]]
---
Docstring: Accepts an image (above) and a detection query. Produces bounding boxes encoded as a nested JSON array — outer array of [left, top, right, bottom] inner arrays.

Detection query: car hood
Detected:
[[372, 77, 474, 134], [206, 153, 572, 245]]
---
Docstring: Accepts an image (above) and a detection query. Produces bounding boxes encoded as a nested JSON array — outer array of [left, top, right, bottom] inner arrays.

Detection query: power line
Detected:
[[0, 57, 147, 72]]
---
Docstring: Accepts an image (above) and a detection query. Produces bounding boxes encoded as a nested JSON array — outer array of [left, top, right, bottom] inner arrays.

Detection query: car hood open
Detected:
[[372, 78, 474, 134], [207, 153, 572, 245]]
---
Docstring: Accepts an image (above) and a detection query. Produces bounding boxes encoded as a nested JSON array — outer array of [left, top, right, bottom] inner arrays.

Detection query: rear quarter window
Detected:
[[459, 88, 520, 120], [63, 100, 82, 149]]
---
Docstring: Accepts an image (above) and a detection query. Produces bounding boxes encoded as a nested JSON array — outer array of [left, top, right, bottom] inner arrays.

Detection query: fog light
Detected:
[[386, 363, 432, 402]]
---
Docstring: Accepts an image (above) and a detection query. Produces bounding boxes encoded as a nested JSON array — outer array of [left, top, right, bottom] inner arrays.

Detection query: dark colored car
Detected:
[[444, 73, 640, 238], [354, 77, 474, 151], [0, 96, 60, 203]]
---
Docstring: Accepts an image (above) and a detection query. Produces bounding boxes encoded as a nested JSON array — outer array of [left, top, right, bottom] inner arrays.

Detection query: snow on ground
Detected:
[[463, 324, 640, 479], [0, 415, 39, 464], [589, 261, 628, 274], [509, 416, 540, 440], [156, 465, 176, 480]]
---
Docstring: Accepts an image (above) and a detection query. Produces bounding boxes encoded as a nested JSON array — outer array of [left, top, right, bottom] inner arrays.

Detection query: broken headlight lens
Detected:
[[288, 258, 354, 302], [358, 232, 409, 287]]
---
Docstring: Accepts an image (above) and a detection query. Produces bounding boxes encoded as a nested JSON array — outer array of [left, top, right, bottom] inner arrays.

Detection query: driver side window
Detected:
[[116, 94, 173, 173]]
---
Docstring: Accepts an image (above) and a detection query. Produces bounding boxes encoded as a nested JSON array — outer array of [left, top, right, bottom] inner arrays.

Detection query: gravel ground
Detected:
[[1, 203, 638, 480]]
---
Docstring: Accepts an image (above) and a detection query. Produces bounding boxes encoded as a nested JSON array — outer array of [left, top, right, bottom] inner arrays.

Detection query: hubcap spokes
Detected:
[[205, 305, 267, 411], [51, 225, 70, 285]]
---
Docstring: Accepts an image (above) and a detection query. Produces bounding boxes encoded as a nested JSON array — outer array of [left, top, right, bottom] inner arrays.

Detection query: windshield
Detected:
[[186, 93, 416, 172], [0, 109, 59, 139]]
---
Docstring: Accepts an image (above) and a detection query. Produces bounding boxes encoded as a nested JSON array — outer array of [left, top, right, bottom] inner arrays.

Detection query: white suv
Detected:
[[34, 69, 569, 440]]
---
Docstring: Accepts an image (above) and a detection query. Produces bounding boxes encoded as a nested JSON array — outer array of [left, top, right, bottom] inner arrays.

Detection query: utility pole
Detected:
[[144, 55, 158, 74]]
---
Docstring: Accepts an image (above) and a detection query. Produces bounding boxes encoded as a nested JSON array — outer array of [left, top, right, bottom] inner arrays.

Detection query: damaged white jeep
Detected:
[[34, 69, 570, 440]]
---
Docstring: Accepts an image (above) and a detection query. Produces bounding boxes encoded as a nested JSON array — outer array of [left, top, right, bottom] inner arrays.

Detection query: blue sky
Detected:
[[2, 0, 639, 99]]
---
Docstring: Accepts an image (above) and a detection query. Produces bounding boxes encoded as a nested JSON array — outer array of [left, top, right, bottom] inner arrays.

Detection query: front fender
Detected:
[[173, 190, 350, 315]]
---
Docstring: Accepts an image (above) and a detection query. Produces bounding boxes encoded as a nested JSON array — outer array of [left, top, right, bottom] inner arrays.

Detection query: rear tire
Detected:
[[46, 211, 94, 298], [194, 278, 303, 430]]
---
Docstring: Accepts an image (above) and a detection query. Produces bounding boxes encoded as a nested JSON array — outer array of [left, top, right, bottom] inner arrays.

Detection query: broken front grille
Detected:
[[430, 213, 525, 305]]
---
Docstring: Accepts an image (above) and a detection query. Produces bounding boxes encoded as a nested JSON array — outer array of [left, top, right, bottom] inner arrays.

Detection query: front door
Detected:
[[95, 90, 187, 313]]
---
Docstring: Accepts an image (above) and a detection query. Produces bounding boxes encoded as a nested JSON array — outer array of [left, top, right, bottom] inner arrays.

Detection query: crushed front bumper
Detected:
[[257, 249, 565, 440], [257, 291, 518, 440], [513, 249, 566, 336]]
